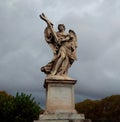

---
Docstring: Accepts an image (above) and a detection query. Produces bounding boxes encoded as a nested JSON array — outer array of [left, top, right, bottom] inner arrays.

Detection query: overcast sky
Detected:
[[0, 0, 120, 108]]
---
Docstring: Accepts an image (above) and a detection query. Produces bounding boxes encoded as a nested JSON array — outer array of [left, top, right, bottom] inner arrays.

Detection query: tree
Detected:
[[75, 99, 100, 120], [0, 91, 42, 122], [0, 91, 15, 122], [13, 92, 41, 122]]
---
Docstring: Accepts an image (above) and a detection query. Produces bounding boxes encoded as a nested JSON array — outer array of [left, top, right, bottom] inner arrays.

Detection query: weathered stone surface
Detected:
[[39, 113, 85, 120], [34, 118, 91, 122], [34, 120, 69, 122], [33, 78, 90, 122], [34, 113, 86, 122], [34, 119, 91, 122], [40, 13, 77, 77], [34, 78, 92, 122], [44, 78, 77, 114]]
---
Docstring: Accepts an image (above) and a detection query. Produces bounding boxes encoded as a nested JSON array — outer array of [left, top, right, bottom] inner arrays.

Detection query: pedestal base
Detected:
[[34, 77, 92, 122], [34, 113, 91, 122], [44, 78, 77, 114]]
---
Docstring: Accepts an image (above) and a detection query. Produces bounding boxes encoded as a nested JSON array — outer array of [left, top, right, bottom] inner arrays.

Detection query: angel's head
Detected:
[[58, 24, 65, 32]]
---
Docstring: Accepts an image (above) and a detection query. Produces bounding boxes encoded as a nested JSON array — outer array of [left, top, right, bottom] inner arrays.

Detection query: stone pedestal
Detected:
[[34, 113, 86, 122], [34, 77, 91, 122], [44, 78, 77, 114]]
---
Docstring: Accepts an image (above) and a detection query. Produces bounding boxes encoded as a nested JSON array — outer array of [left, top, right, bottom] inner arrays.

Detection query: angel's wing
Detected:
[[69, 29, 77, 48]]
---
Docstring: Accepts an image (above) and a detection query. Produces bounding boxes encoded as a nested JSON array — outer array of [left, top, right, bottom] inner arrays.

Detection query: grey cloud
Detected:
[[0, 0, 120, 107]]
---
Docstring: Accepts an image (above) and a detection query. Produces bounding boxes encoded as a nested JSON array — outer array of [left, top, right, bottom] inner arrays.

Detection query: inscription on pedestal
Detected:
[[44, 79, 76, 114], [46, 83, 75, 113]]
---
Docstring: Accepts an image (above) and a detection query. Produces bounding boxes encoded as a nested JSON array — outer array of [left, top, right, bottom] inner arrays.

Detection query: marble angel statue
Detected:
[[40, 13, 77, 78]]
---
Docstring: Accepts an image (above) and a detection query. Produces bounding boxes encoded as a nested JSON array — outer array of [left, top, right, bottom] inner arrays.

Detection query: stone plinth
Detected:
[[34, 77, 91, 122], [34, 113, 86, 122], [44, 78, 77, 114]]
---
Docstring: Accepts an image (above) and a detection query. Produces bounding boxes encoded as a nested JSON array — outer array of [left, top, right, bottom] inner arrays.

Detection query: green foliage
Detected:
[[0, 91, 42, 122], [75, 99, 100, 120], [13, 92, 41, 122], [75, 95, 120, 122], [0, 91, 15, 122], [101, 95, 120, 119]]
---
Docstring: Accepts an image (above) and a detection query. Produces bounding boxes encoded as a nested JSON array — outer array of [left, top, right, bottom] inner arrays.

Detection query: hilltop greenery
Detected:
[[1, 91, 120, 122], [75, 95, 120, 122]]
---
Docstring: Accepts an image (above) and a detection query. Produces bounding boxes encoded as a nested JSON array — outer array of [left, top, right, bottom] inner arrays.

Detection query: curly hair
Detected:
[[58, 24, 65, 30]]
